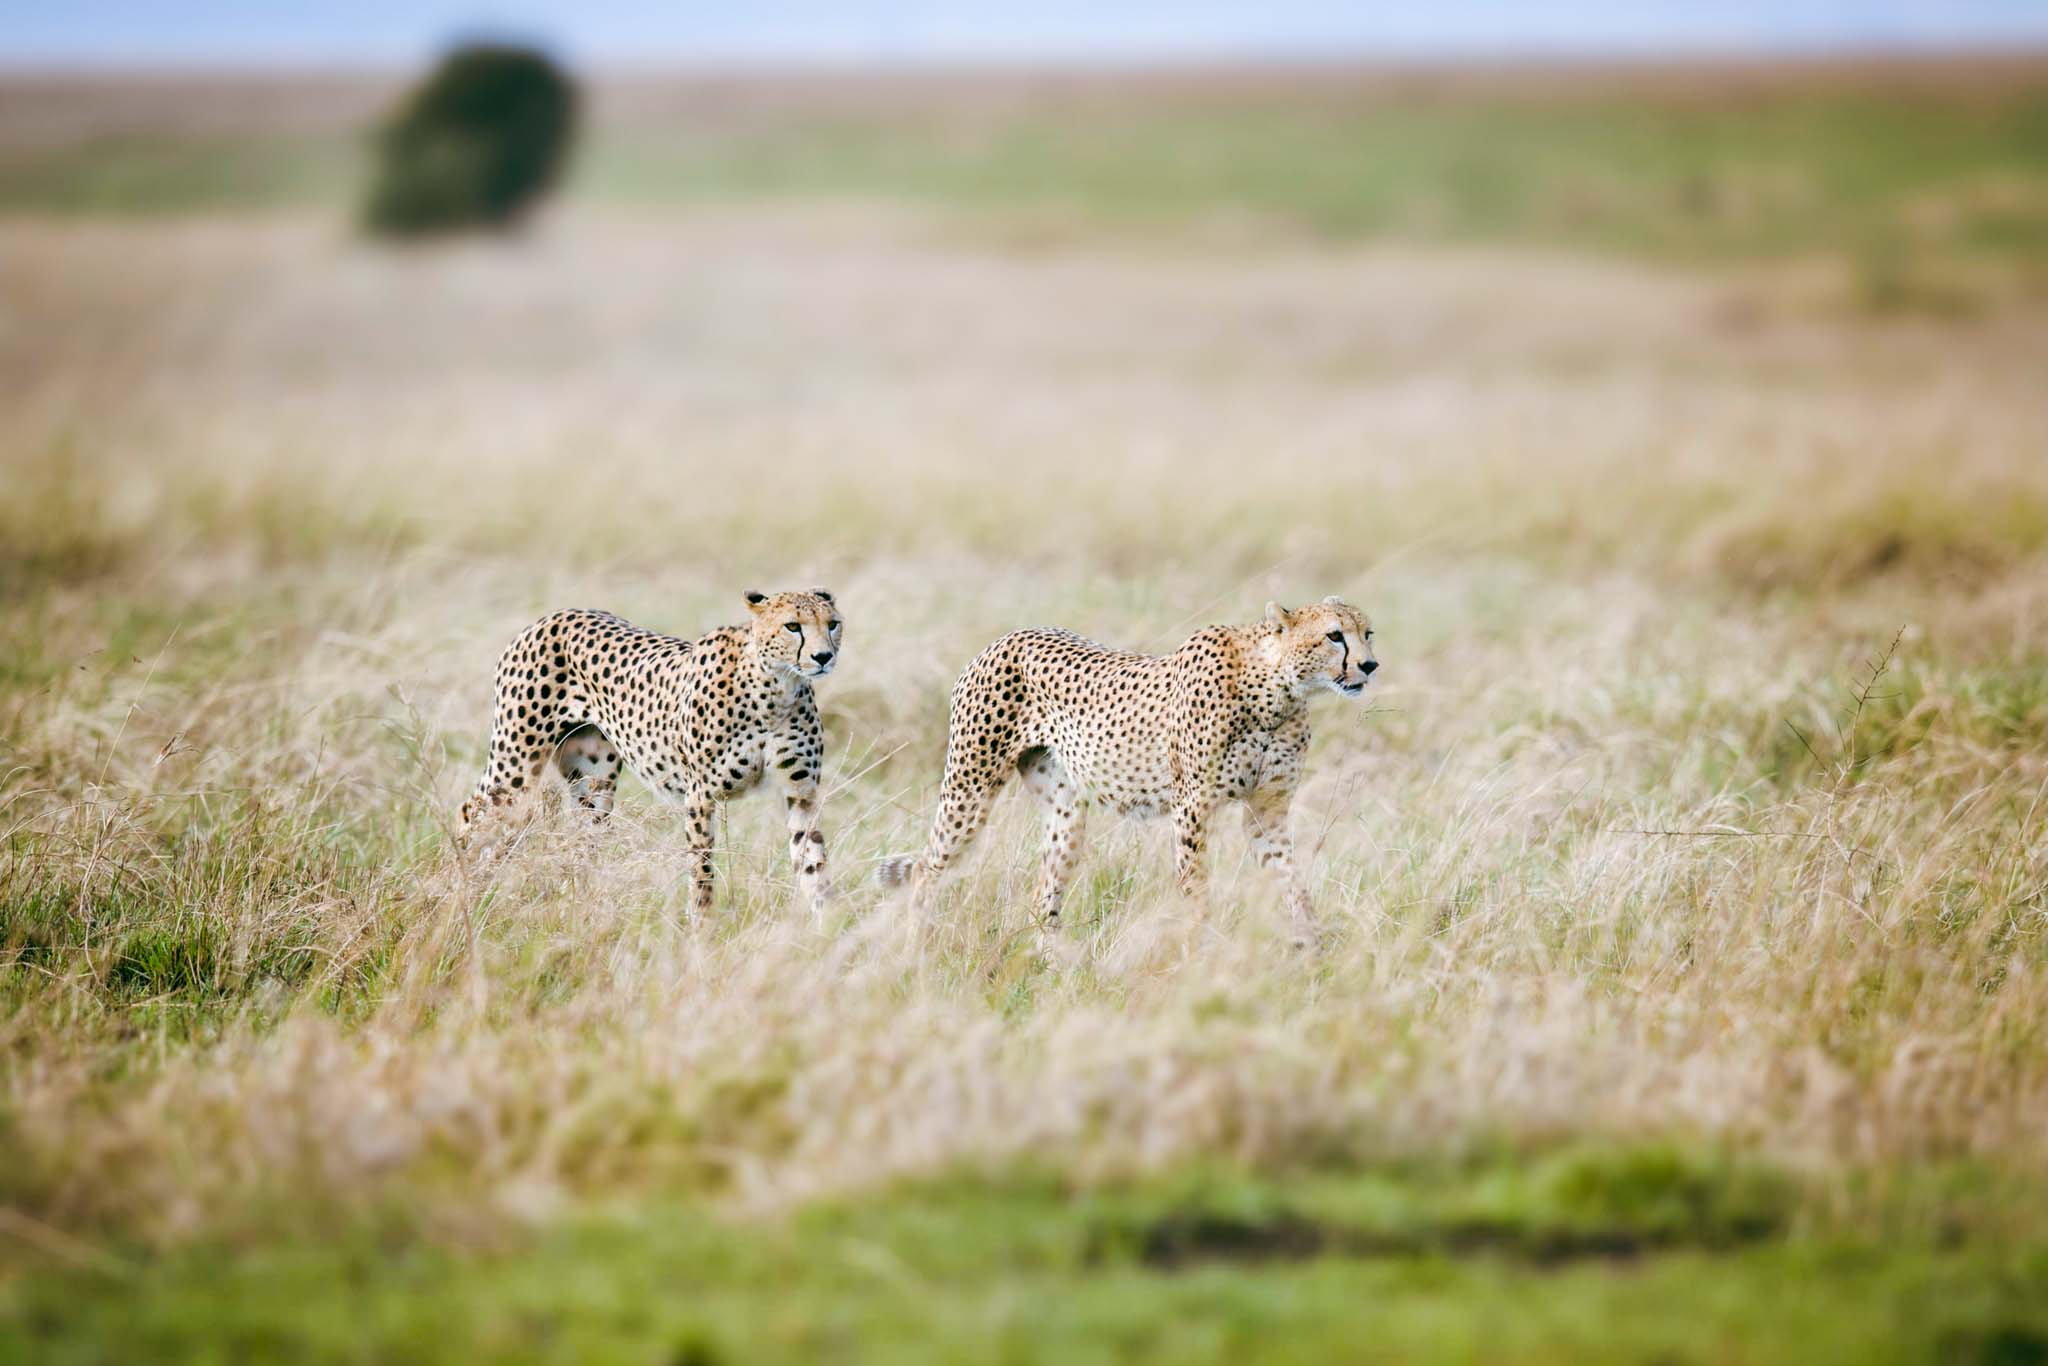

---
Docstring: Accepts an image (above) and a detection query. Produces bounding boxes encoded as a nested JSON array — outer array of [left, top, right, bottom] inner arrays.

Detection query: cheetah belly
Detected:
[[1017, 655, 1181, 818], [1056, 726, 1177, 818], [588, 700, 686, 797], [1054, 723, 1285, 816]]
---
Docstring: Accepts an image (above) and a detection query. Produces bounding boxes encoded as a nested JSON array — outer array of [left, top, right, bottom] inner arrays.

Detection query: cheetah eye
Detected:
[[1325, 630, 1344, 644], [827, 621, 841, 633], [784, 622, 803, 634]]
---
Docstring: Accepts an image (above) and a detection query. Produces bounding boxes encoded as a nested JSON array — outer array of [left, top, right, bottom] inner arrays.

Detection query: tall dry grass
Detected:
[[2, 207, 2046, 1252]]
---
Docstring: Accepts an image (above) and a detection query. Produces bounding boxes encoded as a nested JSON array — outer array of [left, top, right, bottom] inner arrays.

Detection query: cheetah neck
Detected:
[[1236, 623, 1314, 723], [741, 645, 811, 712]]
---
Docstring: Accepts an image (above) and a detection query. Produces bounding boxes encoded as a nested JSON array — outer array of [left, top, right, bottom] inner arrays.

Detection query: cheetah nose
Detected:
[[811, 650, 835, 666], [1361, 660, 1378, 676]]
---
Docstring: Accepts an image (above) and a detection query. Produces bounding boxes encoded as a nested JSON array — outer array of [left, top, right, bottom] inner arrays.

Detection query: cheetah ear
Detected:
[[1264, 601, 1292, 627], [1322, 594, 1342, 605], [744, 590, 769, 613], [811, 588, 834, 604]]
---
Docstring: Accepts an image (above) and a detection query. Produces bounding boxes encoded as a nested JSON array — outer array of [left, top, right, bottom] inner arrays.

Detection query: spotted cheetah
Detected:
[[878, 597, 1376, 939], [461, 590, 844, 919]]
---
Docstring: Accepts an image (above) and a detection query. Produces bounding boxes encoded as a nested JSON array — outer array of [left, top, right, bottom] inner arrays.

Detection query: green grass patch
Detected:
[[584, 82, 2048, 266], [0, 132, 364, 216], [6, 70, 2048, 272]]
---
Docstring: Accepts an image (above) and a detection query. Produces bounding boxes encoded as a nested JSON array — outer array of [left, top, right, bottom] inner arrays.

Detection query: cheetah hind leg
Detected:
[[1019, 746, 1086, 929], [458, 701, 581, 861], [458, 783, 538, 863], [875, 760, 1007, 918], [554, 725, 621, 823]]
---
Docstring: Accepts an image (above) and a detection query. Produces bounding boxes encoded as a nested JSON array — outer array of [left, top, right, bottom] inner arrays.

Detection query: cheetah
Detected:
[[878, 596, 1376, 940], [461, 590, 844, 920]]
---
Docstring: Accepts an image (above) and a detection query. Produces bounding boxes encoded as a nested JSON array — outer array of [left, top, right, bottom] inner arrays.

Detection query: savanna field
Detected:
[[3, 60, 2048, 1362]]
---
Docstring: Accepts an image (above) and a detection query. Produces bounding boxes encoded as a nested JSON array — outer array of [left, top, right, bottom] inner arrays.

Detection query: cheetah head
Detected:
[[1265, 596, 1376, 698], [743, 588, 843, 682]]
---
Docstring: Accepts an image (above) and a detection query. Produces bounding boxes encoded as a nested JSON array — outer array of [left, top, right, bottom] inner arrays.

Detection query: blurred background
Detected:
[[6, 2, 2047, 577], [7, 5, 2048, 1361], [7, 4, 2048, 269]]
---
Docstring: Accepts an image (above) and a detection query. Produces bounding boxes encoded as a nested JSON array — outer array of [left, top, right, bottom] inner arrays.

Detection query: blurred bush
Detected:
[[364, 44, 576, 237]]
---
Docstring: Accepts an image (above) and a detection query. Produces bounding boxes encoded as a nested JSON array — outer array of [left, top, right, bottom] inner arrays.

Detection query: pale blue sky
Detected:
[[4, 1, 2045, 66]]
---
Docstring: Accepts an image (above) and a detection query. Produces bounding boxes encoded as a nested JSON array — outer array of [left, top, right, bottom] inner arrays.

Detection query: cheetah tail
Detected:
[[875, 854, 920, 889]]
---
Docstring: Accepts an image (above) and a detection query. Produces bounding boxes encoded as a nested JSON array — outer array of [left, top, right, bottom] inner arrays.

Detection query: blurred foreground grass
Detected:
[[12, 1152, 2048, 1364]]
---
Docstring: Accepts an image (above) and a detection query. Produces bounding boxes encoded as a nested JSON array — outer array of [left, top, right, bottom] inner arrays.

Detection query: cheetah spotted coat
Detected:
[[879, 597, 1376, 936], [461, 590, 843, 918]]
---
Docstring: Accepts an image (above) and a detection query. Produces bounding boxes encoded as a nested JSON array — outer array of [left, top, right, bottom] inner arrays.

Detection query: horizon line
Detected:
[[5, 40, 2047, 79]]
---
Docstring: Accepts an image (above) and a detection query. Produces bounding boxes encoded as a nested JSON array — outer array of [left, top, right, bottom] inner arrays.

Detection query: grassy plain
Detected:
[[3, 59, 2048, 1361]]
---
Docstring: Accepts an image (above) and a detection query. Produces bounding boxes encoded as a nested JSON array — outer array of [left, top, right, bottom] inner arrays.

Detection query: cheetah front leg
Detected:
[[768, 724, 832, 923], [782, 781, 833, 924], [682, 787, 717, 919], [1245, 782, 1318, 947], [1171, 789, 1216, 903], [1166, 703, 1231, 907]]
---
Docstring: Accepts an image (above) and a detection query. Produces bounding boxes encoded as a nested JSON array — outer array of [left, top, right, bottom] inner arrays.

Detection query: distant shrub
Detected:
[[364, 43, 576, 237]]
